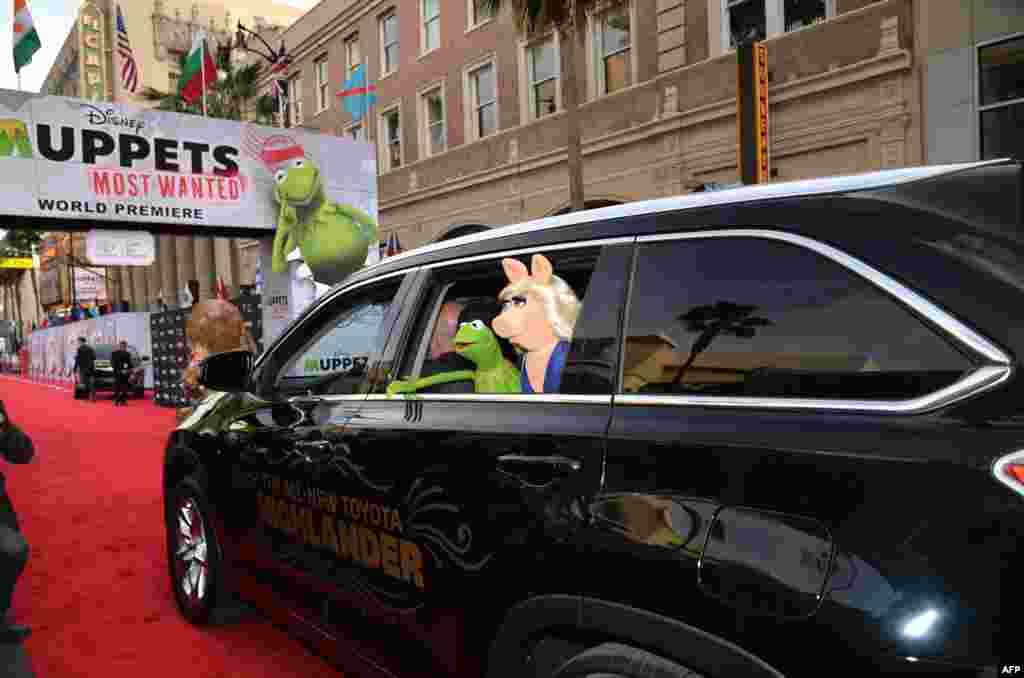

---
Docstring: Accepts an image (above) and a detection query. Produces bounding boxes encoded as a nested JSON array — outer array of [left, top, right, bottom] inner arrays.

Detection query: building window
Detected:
[[289, 76, 303, 126], [724, 0, 831, 50], [594, 5, 631, 95], [345, 34, 361, 78], [978, 34, 1024, 161], [467, 60, 497, 139], [346, 120, 367, 142], [782, 0, 829, 32], [380, 106, 402, 171], [315, 55, 329, 113], [527, 37, 559, 119], [421, 86, 446, 156], [421, 0, 440, 54], [468, 0, 494, 29], [381, 11, 400, 75], [169, 69, 180, 91]]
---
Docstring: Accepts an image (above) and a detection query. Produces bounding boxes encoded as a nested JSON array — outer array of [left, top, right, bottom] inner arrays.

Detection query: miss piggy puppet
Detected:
[[178, 299, 258, 423], [491, 254, 581, 394]]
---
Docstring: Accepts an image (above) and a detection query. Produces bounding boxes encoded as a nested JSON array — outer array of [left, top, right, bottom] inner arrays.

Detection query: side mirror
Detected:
[[199, 350, 254, 393]]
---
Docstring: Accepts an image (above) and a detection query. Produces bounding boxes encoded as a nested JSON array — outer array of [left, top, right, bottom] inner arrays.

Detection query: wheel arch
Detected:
[[163, 439, 207, 495], [486, 595, 786, 678]]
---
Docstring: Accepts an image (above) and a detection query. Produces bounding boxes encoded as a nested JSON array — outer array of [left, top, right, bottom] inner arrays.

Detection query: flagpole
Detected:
[[201, 36, 208, 117]]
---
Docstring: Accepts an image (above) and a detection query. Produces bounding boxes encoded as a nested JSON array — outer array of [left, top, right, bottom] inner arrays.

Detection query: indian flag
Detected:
[[12, 0, 41, 74], [177, 30, 217, 104]]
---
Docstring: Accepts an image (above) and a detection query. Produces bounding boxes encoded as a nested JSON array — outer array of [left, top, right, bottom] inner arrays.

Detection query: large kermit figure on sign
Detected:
[[388, 300, 522, 395], [271, 156, 379, 286]]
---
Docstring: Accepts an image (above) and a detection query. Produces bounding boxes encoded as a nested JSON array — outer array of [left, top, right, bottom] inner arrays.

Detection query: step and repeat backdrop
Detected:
[[150, 294, 263, 408]]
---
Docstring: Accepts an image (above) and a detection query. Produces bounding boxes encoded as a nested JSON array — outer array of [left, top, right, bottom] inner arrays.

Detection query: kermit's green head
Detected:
[[453, 319, 504, 368], [274, 157, 322, 206]]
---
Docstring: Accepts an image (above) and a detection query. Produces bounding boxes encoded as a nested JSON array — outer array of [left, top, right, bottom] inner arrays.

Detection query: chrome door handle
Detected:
[[290, 395, 325, 407], [496, 455, 583, 473], [295, 440, 331, 453]]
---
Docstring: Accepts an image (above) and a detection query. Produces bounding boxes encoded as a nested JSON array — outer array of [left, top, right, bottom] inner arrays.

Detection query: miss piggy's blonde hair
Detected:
[[498, 254, 581, 340]]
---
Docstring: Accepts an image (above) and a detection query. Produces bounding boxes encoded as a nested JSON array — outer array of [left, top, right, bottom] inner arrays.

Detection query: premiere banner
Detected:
[[0, 89, 377, 234]]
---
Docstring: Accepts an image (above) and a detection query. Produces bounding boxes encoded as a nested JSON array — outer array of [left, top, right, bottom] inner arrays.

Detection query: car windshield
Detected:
[[93, 345, 135, 360]]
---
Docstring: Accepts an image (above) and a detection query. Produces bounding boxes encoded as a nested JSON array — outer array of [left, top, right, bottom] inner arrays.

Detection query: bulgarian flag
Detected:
[[178, 30, 217, 105], [12, 0, 41, 74]]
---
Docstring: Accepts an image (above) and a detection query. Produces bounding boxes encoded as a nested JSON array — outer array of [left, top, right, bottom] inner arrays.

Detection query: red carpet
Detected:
[[0, 376, 340, 677]]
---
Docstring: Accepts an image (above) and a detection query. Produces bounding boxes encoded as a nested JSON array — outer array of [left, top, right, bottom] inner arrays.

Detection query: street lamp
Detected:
[[233, 22, 291, 126], [233, 22, 291, 71]]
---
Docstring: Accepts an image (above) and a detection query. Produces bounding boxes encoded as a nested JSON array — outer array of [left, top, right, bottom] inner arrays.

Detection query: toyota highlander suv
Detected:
[[164, 158, 1023, 678]]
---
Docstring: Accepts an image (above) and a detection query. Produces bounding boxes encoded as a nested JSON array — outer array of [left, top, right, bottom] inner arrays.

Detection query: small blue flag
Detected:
[[337, 64, 377, 123]]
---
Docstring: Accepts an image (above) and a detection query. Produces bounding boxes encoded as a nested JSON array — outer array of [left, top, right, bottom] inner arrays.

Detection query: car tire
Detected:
[[166, 477, 232, 626], [552, 643, 702, 678]]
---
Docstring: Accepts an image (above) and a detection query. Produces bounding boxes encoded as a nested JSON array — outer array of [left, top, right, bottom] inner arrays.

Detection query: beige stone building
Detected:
[[33, 0, 304, 313], [242, 0, 948, 252], [20, 0, 1022, 319]]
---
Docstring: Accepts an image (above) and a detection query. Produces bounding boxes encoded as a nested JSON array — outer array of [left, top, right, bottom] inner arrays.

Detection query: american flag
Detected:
[[271, 78, 288, 114], [115, 5, 138, 93]]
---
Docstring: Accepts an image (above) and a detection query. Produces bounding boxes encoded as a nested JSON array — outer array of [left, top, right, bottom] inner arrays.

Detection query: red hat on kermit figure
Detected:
[[242, 126, 305, 174]]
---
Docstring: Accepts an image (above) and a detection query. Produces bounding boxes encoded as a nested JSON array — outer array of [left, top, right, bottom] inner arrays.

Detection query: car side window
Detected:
[[381, 246, 610, 396], [622, 237, 976, 400], [275, 282, 400, 396]]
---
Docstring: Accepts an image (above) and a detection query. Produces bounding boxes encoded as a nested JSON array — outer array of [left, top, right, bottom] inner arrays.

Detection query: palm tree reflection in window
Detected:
[[671, 301, 773, 388]]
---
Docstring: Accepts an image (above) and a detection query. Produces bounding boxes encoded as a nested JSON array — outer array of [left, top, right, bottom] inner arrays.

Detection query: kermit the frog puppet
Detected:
[[388, 300, 521, 395], [271, 156, 379, 286]]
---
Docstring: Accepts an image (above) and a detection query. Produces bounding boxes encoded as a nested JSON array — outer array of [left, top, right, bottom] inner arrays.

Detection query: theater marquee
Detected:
[[78, 1, 107, 102], [0, 89, 377, 233]]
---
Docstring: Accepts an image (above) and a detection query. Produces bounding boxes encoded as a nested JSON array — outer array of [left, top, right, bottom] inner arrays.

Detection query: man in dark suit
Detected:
[[0, 400, 32, 642], [419, 301, 475, 394], [111, 341, 133, 406], [73, 337, 96, 402]]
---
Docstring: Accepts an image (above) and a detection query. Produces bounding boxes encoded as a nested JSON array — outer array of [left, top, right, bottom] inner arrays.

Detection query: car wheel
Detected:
[[552, 643, 701, 678], [166, 478, 229, 625]]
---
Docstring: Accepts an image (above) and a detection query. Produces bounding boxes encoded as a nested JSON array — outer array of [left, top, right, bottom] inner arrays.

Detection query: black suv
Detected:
[[164, 159, 1023, 678], [86, 344, 148, 399]]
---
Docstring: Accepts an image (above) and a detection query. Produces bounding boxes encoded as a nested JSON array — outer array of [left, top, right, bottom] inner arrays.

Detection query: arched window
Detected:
[[435, 224, 491, 242], [550, 199, 624, 216]]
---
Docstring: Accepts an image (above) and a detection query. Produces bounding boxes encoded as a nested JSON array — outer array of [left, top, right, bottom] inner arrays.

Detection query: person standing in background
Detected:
[[0, 400, 33, 642], [111, 340, 132, 406], [73, 337, 96, 402]]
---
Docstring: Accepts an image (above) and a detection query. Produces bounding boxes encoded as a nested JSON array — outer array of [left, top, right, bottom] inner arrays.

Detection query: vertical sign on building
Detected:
[[755, 42, 770, 183], [737, 41, 770, 184], [78, 1, 107, 102]]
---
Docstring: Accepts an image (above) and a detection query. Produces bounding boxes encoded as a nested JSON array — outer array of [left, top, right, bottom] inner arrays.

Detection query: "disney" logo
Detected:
[[82, 104, 145, 134]]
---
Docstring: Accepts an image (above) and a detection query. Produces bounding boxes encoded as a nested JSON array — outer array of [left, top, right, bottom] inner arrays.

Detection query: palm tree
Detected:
[[671, 301, 773, 387], [480, 0, 621, 214], [0, 229, 43, 333], [140, 47, 274, 123]]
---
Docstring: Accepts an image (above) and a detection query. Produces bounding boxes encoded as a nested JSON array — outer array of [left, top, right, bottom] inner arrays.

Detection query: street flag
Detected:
[[178, 30, 217, 105], [337, 63, 376, 122], [115, 5, 138, 94], [214, 277, 228, 300], [12, 0, 41, 74], [271, 78, 288, 114], [385, 232, 402, 257]]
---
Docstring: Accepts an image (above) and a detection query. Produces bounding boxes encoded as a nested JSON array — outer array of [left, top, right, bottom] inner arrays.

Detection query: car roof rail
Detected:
[[855, 158, 1023, 238], [365, 158, 1020, 271]]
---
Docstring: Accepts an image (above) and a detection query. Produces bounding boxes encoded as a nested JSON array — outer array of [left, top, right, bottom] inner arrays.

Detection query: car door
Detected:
[[593, 229, 1008, 677], [219, 272, 413, 621], [319, 241, 633, 677]]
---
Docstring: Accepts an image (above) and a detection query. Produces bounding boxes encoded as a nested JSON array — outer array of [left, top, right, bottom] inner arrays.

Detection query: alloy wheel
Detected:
[[173, 497, 209, 612]]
